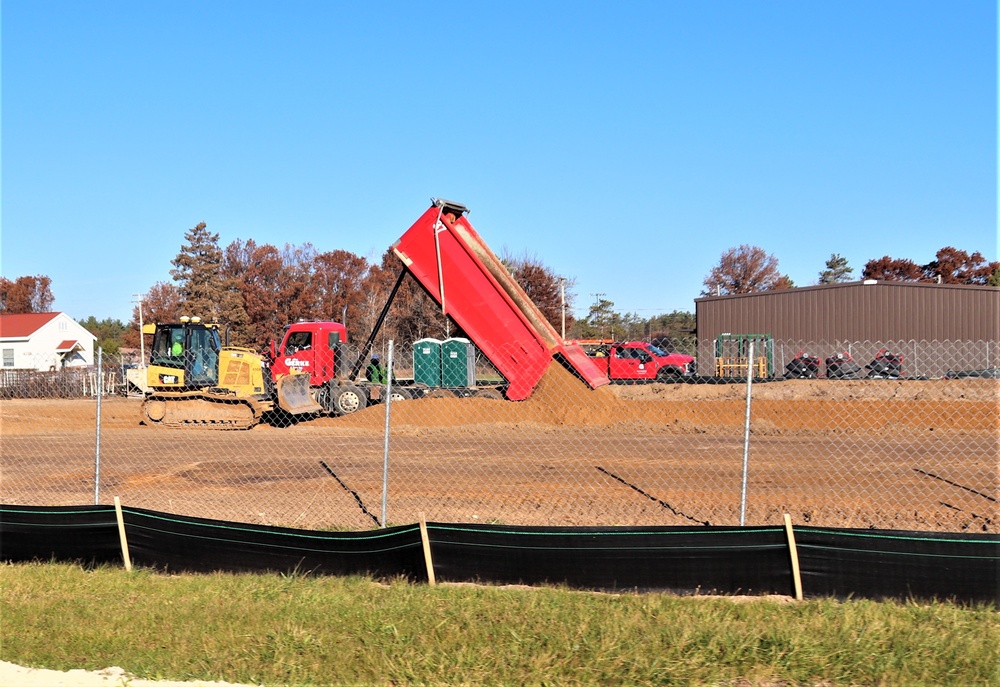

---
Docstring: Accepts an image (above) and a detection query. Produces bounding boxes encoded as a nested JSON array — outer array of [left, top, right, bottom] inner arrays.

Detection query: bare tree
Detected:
[[702, 245, 789, 296], [358, 250, 452, 348], [500, 249, 574, 332]]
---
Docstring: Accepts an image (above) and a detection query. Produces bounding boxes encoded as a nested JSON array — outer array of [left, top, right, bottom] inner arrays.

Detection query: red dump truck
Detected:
[[266, 199, 610, 415]]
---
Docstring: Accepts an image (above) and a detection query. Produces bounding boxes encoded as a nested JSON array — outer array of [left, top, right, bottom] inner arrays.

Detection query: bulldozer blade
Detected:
[[276, 373, 322, 415]]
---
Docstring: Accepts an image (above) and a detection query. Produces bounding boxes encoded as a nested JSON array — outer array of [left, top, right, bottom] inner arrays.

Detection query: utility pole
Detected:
[[132, 293, 145, 364], [559, 277, 566, 340]]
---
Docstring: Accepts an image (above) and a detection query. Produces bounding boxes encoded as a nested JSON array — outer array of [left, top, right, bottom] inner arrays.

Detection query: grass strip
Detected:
[[1, 562, 996, 686]]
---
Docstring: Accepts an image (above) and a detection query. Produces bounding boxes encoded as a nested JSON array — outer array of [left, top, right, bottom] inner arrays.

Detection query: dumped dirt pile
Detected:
[[327, 364, 997, 434], [330, 363, 627, 431]]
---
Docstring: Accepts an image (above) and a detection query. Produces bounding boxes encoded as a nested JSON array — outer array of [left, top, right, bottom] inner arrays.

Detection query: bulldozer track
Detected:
[[141, 391, 272, 430]]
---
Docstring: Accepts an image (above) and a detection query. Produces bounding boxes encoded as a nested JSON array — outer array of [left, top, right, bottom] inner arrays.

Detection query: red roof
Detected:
[[56, 340, 81, 352], [0, 312, 60, 338]]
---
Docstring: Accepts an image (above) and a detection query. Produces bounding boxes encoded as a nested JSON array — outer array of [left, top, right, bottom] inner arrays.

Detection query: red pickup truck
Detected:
[[586, 341, 695, 381]]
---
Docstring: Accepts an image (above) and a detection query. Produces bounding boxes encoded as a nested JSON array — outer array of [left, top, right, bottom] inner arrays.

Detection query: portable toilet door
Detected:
[[413, 338, 443, 387], [441, 337, 476, 388]]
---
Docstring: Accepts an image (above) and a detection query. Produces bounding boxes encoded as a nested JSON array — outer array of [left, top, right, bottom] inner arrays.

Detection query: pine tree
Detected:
[[818, 253, 854, 284], [170, 222, 248, 329]]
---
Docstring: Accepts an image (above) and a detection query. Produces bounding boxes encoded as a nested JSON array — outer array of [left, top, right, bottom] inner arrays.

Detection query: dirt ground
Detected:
[[2, 366, 997, 532]]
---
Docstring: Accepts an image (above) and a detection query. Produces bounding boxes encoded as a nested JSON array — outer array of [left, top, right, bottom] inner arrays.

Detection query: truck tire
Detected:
[[474, 388, 504, 400], [427, 388, 458, 399], [387, 387, 413, 402], [656, 367, 683, 381], [330, 384, 368, 415]]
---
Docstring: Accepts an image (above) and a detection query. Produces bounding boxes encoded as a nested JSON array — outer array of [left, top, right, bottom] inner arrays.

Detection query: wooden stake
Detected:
[[783, 513, 802, 600], [418, 512, 436, 586], [114, 496, 132, 572]]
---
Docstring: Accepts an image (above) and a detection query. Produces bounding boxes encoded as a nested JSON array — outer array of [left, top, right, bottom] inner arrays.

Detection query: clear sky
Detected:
[[2, 1, 997, 324]]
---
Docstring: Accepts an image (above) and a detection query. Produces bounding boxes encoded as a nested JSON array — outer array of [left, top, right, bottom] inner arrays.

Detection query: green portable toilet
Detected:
[[413, 338, 443, 387], [441, 337, 476, 388]]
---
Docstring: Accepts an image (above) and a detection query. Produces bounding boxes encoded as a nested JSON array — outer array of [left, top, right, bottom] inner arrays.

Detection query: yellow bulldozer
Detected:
[[140, 316, 320, 429]]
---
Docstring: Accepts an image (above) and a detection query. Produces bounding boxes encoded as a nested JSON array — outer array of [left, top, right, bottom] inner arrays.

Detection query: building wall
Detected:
[[1, 313, 96, 371], [694, 281, 1000, 376]]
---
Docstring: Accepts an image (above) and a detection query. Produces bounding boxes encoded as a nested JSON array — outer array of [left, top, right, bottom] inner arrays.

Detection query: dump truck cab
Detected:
[[270, 321, 350, 387]]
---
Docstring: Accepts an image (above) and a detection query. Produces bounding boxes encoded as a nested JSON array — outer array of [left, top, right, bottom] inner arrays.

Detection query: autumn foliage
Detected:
[[863, 247, 999, 285], [702, 245, 792, 296], [133, 222, 569, 352], [0, 275, 55, 313]]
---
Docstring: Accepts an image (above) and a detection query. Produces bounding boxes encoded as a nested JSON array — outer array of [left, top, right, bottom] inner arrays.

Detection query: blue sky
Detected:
[[2, 1, 996, 324]]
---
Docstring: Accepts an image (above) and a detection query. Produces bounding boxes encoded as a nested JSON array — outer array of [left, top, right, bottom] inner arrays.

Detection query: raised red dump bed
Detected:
[[392, 199, 609, 401]]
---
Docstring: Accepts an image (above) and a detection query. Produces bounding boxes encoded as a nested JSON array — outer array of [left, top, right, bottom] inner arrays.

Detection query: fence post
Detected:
[[740, 341, 754, 526], [381, 340, 394, 528], [94, 347, 103, 505]]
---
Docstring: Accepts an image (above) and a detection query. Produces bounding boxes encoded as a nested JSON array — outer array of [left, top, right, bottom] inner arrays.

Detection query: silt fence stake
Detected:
[[739, 341, 754, 526]]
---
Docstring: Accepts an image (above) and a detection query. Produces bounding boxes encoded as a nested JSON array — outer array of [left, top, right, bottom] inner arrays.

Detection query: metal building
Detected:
[[694, 280, 1000, 378]]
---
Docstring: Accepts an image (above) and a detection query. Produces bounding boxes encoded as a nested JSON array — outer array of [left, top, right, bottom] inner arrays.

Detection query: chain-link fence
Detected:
[[0, 353, 137, 399], [2, 338, 996, 533]]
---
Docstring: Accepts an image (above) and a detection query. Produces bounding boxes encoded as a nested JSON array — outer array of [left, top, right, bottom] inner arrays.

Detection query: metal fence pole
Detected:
[[94, 347, 103, 505], [381, 340, 394, 528], [740, 341, 754, 526]]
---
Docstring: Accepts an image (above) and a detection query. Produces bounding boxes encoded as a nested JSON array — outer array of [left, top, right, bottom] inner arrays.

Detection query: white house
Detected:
[[0, 312, 97, 371]]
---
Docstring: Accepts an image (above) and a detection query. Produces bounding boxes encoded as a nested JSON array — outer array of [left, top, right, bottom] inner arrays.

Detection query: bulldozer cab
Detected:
[[148, 321, 221, 389]]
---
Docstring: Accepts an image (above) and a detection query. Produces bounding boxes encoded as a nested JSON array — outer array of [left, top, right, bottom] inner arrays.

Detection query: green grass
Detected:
[[1, 563, 996, 686]]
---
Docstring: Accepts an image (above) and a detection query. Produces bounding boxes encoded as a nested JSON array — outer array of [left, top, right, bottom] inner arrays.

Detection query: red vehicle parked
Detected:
[[586, 341, 695, 382]]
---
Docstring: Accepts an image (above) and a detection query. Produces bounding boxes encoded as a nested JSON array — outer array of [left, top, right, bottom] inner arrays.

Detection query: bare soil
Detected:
[[2, 367, 997, 532]]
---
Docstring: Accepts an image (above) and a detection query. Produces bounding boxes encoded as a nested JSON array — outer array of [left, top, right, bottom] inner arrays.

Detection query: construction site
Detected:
[[2, 365, 995, 533], [2, 200, 997, 534]]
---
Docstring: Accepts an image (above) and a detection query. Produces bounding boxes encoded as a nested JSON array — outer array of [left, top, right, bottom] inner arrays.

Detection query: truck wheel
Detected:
[[331, 384, 368, 415], [656, 367, 682, 381], [387, 387, 413, 402], [427, 388, 458, 399], [474, 388, 503, 400]]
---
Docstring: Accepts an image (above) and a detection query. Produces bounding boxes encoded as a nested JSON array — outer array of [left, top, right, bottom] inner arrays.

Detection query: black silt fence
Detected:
[[425, 523, 791, 595], [1, 505, 996, 604]]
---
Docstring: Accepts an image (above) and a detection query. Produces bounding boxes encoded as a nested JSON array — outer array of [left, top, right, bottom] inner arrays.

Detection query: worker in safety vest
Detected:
[[366, 354, 387, 384]]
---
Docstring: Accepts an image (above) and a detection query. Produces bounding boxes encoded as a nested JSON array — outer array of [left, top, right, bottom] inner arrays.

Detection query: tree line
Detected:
[[2, 225, 996, 358], [701, 246, 1000, 296]]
